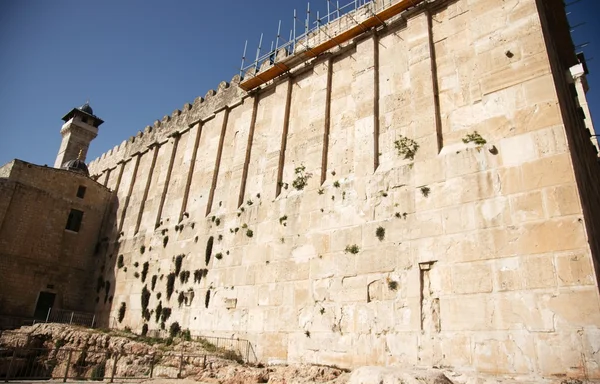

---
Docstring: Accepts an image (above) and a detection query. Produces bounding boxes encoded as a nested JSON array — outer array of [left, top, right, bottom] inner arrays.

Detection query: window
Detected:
[[65, 209, 84, 232], [76, 185, 86, 199]]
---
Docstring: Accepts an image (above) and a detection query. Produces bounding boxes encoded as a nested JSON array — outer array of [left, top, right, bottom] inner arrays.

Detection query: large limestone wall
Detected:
[[88, 0, 600, 379]]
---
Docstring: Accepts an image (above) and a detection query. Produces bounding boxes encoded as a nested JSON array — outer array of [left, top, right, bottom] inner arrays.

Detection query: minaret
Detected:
[[54, 102, 104, 168]]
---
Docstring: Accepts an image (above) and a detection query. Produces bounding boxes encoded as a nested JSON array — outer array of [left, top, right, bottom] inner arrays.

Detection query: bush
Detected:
[[344, 244, 360, 254], [90, 362, 106, 381], [118, 302, 126, 323], [246, 229, 253, 238], [394, 135, 419, 160], [376, 226, 385, 241]]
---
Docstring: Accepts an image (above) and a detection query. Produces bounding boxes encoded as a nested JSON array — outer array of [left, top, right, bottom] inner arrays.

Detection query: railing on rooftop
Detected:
[[239, 0, 427, 91]]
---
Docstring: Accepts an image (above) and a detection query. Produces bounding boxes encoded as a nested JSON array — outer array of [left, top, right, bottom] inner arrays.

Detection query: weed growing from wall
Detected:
[[420, 186, 431, 197], [118, 302, 126, 323], [388, 280, 398, 291], [333, 181, 340, 188], [462, 131, 487, 146], [279, 215, 288, 225], [133, 262, 139, 268], [246, 229, 254, 238], [376, 226, 385, 241], [166, 273, 176, 300], [134, 272, 140, 278], [394, 135, 419, 160], [140, 245, 146, 254], [215, 252, 223, 260], [292, 164, 312, 190], [345, 244, 360, 254]]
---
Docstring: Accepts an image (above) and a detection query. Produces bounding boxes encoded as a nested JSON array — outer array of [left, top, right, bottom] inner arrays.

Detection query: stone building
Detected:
[[2, 0, 600, 380], [0, 103, 112, 324]]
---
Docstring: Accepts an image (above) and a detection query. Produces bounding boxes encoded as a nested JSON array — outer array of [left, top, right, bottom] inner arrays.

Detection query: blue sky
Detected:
[[0, 0, 599, 167]]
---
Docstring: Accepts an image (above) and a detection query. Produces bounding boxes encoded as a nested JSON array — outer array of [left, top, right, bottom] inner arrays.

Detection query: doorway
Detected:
[[33, 292, 56, 320]]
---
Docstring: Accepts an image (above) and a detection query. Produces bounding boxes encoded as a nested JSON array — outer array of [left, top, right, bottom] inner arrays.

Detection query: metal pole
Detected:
[[178, 353, 184, 379], [46, 307, 51, 323], [110, 353, 119, 383], [240, 40, 248, 77], [275, 20, 282, 56], [337, 1, 340, 18], [202, 355, 207, 369], [5, 349, 16, 382], [255, 33, 263, 73], [91, 314, 96, 328], [150, 353, 155, 378], [305, 2, 310, 38], [69, 311, 74, 325], [327, 0, 331, 23], [63, 350, 72, 383], [293, 9, 297, 54]]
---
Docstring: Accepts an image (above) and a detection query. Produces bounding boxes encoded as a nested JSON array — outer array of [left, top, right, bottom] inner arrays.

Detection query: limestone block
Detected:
[[494, 257, 523, 292], [522, 254, 556, 289], [535, 331, 587, 378], [385, 332, 419, 366], [544, 184, 581, 218], [499, 133, 537, 167], [442, 203, 477, 235], [474, 196, 511, 229], [347, 366, 453, 384], [413, 158, 446, 187], [539, 288, 600, 328], [522, 154, 575, 190], [330, 226, 363, 253], [440, 333, 472, 367], [472, 332, 536, 374], [509, 191, 545, 223], [441, 294, 494, 331], [555, 251, 595, 287], [356, 247, 397, 274], [493, 292, 555, 332], [452, 262, 493, 294], [338, 275, 368, 303]]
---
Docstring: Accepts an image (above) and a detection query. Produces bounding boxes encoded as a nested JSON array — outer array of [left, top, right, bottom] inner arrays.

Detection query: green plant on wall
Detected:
[[394, 135, 419, 160], [292, 164, 312, 191], [462, 131, 487, 146], [215, 252, 223, 260], [345, 244, 360, 254], [246, 229, 254, 238], [279, 215, 288, 226], [140, 245, 146, 254], [420, 186, 431, 197], [376, 226, 385, 241]]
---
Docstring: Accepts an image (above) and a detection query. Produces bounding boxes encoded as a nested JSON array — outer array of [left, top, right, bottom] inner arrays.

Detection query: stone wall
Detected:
[[88, 0, 600, 379], [0, 160, 112, 317]]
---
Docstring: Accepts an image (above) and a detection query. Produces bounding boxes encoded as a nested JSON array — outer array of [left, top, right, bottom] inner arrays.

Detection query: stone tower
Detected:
[[54, 102, 104, 168]]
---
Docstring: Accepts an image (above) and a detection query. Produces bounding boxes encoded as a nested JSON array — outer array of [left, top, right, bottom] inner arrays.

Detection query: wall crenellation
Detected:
[[89, 75, 244, 176]]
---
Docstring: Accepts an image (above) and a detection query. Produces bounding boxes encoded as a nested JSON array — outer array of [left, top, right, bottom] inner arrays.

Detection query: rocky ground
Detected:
[[0, 324, 595, 384]]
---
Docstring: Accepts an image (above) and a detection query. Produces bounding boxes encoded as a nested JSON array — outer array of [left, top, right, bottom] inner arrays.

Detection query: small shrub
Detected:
[[318, 188, 324, 195], [134, 272, 140, 278], [118, 302, 126, 323], [420, 186, 431, 197], [123, 267, 127, 272], [117, 255, 124, 269], [345, 244, 360, 254], [305, 330, 311, 338], [218, 234, 223, 241], [156, 292, 162, 299], [462, 131, 487, 146], [394, 135, 419, 160], [279, 215, 288, 225], [215, 217, 221, 226], [166, 273, 176, 300], [292, 164, 311, 191], [395, 212, 401, 218], [181, 329, 192, 341], [246, 229, 254, 238], [247, 200, 253, 206], [333, 181, 340, 188], [141, 262, 149, 282], [169, 322, 181, 338], [215, 252, 223, 260], [151, 275, 157, 291], [376, 226, 385, 241], [320, 308, 325, 315], [388, 280, 399, 291], [163, 236, 169, 248], [133, 262, 139, 268], [90, 362, 106, 381], [140, 245, 146, 254]]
